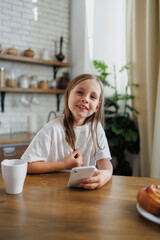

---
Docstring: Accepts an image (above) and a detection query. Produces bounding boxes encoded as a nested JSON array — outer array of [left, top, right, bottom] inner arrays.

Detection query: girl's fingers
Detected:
[[79, 171, 100, 189], [72, 149, 81, 159], [80, 171, 99, 183], [79, 182, 99, 190], [72, 149, 78, 158], [80, 177, 97, 184], [74, 154, 83, 167], [74, 153, 79, 159]]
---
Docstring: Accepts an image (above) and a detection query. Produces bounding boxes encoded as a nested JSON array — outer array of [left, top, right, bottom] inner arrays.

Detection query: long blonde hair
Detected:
[[63, 73, 104, 152]]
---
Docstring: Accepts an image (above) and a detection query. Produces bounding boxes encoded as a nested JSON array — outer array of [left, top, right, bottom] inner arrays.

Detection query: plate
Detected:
[[137, 203, 160, 224]]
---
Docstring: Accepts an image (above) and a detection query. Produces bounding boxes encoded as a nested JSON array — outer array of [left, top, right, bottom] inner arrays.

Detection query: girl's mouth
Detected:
[[76, 104, 88, 110]]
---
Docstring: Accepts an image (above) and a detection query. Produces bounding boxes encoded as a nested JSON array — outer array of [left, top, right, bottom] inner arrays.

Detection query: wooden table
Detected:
[[0, 172, 160, 240]]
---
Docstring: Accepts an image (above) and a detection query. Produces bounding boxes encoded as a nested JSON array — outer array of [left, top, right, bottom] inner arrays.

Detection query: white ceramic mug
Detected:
[[19, 96, 30, 105], [1, 159, 27, 194], [31, 96, 39, 105]]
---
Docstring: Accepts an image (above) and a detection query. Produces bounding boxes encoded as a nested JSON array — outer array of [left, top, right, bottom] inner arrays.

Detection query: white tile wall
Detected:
[[0, 0, 70, 134]]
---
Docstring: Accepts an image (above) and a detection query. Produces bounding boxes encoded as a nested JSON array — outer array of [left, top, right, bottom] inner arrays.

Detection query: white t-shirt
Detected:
[[21, 116, 111, 166]]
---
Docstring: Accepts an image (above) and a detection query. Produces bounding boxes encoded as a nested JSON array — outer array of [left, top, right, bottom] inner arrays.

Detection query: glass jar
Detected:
[[39, 80, 48, 89], [19, 74, 29, 88], [29, 75, 38, 88], [0, 67, 5, 87], [6, 69, 16, 88]]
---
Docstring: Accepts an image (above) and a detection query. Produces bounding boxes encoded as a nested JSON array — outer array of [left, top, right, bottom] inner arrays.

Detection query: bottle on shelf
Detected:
[[29, 75, 38, 88], [0, 44, 2, 53], [0, 67, 5, 87]]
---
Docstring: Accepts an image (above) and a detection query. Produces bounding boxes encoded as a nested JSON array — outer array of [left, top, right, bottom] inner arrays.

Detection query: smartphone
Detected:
[[68, 166, 96, 188]]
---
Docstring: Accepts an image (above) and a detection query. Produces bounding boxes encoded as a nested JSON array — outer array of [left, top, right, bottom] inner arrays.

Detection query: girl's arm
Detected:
[[27, 149, 83, 174], [27, 161, 65, 174], [79, 158, 113, 189]]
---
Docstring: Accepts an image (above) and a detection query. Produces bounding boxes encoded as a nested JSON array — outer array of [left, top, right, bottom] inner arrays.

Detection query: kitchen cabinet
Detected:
[[0, 142, 29, 161], [0, 132, 35, 162], [0, 132, 35, 144], [0, 54, 70, 112]]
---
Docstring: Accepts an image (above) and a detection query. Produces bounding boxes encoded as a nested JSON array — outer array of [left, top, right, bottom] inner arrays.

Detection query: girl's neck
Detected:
[[74, 121, 85, 126]]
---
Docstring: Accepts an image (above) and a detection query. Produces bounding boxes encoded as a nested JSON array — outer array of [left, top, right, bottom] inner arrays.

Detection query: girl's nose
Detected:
[[82, 97, 88, 103]]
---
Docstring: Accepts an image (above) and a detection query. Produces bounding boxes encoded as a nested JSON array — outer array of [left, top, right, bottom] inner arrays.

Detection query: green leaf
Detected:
[[124, 129, 138, 142], [113, 94, 135, 101], [119, 62, 132, 72], [111, 125, 125, 135], [93, 60, 109, 73], [130, 83, 139, 87]]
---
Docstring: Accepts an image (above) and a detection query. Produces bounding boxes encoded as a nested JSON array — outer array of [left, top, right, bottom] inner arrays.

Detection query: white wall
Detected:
[[70, 0, 85, 78], [0, 0, 70, 134], [70, 0, 127, 96], [93, 0, 126, 67], [93, 0, 127, 94]]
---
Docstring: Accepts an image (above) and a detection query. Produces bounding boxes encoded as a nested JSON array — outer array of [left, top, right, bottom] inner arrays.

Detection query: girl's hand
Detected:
[[62, 149, 83, 170], [79, 170, 111, 190]]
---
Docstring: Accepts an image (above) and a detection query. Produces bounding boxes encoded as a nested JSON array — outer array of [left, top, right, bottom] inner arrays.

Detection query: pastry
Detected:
[[137, 185, 160, 216]]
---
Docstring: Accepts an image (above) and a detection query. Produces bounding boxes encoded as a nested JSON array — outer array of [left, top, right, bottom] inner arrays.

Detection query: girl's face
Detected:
[[68, 79, 101, 126]]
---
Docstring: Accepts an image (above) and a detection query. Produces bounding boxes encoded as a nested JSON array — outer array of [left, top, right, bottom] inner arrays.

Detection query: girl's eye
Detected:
[[91, 95, 97, 100], [77, 91, 83, 95]]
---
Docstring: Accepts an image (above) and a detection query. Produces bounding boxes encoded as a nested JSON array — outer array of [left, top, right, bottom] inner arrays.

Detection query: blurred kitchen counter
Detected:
[[0, 132, 35, 144]]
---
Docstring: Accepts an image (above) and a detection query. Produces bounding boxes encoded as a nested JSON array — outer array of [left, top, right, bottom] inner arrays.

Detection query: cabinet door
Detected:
[[0, 144, 29, 161]]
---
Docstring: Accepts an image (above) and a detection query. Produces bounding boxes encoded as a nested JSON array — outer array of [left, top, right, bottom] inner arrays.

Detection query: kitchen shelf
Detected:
[[0, 87, 66, 112], [0, 54, 70, 112], [0, 87, 65, 94], [0, 54, 70, 67]]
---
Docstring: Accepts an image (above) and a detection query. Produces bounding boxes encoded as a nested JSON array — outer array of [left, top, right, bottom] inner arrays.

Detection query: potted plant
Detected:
[[93, 60, 140, 176]]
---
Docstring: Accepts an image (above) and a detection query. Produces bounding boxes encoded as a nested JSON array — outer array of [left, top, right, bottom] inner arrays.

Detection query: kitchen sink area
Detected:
[[0, 109, 58, 161]]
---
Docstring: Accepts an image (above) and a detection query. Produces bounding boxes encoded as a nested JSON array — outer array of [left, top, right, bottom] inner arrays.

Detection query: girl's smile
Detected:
[[68, 79, 101, 126], [76, 104, 88, 110]]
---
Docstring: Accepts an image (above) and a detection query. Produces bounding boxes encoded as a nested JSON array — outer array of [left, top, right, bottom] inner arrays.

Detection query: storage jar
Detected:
[[0, 67, 5, 87], [19, 74, 29, 88]]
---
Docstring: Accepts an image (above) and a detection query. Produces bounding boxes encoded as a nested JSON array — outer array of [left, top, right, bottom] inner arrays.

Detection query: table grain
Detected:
[[0, 172, 160, 240]]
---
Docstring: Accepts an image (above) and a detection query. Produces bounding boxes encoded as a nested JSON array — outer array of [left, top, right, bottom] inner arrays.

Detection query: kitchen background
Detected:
[[0, 0, 127, 167], [0, 0, 125, 135], [0, 0, 135, 173], [0, 0, 70, 134]]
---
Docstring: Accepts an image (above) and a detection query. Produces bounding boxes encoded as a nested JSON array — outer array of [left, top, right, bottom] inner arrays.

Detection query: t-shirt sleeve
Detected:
[[21, 131, 51, 163], [94, 123, 111, 161]]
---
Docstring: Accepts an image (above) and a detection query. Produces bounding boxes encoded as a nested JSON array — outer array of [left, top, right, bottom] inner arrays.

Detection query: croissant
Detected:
[[137, 185, 160, 216]]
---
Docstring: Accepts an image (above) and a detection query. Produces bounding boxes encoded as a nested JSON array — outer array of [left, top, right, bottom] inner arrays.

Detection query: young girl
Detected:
[[21, 73, 113, 189]]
